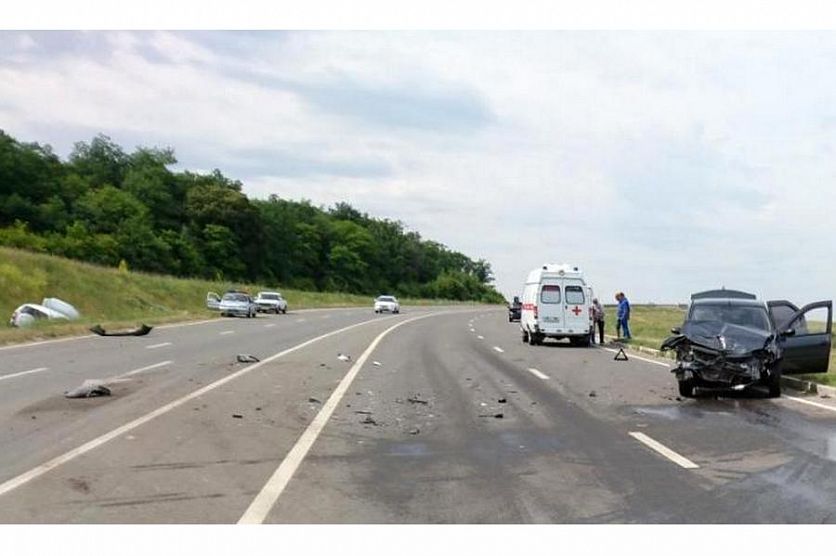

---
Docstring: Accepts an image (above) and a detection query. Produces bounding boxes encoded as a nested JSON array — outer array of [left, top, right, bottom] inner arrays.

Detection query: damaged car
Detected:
[[9, 298, 81, 328], [661, 289, 832, 398]]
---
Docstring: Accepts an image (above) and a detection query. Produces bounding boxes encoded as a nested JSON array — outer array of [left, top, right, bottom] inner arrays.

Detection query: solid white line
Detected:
[[219, 330, 234, 335], [0, 315, 403, 500], [0, 367, 49, 382], [600, 347, 671, 368], [493, 346, 504, 353], [527, 368, 549, 380], [783, 395, 836, 414], [122, 360, 173, 377], [264, 324, 276, 328], [629, 432, 699, 469], [145, 342, 172, 350], [238, 312, 442, 524]]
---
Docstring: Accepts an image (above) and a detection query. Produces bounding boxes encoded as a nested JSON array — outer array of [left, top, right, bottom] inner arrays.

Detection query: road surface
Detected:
[[0, 306, 835, 523]]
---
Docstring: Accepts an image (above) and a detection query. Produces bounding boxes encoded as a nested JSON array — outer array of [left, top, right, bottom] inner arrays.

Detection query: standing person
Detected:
[[616, 292, 632, 340], [591, 298, 605, 344]]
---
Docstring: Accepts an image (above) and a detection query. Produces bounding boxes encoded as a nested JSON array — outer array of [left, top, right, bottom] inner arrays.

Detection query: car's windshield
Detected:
[[259, 294, 279, 300], [222, 294, 248, 302], [377, 296, 396, 302], [689, 304, 771, 331]]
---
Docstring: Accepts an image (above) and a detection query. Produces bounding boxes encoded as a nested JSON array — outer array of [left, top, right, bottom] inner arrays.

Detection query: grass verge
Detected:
[[0, 247, 483, 347]]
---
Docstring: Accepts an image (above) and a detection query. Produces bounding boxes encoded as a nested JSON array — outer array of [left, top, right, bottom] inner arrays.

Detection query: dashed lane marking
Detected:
[[219, 330, 234, 335], [527, 368, 549, 380], [145, 342, 172, 350], [0, 367, 49, 382], [123, 360, 173, 377], [629, 432, 699, 469]]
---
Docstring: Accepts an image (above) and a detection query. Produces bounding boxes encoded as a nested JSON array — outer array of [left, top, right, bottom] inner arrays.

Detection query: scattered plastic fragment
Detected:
[[308, 397, 321, 404], [90, 324, 153, 337], [498, 398, 507, 404], [237, 354, 260, 363], [408, 427, 420, 435], [361, 415, 378, 425], [65, 380, 111, 399], [588, 390, 597, 397], [407, 395, 429, 405], [337, 353, 351, 362], [232, 414, 243, 419]]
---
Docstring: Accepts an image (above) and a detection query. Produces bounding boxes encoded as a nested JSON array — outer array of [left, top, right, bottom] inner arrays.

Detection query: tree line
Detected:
[[0, 130, 503, 302]]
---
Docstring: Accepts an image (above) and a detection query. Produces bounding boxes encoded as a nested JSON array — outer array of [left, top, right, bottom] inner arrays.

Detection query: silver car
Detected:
[[219, 293, 258, 318]]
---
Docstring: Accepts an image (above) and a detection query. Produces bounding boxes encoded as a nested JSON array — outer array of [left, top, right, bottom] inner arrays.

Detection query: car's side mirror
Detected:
[[781, 328, 796, 337], [671, 327, 681, 334]]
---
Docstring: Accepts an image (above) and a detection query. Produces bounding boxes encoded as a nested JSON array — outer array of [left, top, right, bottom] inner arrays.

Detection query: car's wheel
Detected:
[[767, 368, 782, 398], [282, 308, 287, 314], [577, 336, 591, 348], [521, 329, 529, 343], [678, 379, 695, 398]]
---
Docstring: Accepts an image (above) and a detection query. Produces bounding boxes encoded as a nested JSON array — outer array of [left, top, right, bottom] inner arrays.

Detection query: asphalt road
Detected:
[[0, 306, 835, 523]]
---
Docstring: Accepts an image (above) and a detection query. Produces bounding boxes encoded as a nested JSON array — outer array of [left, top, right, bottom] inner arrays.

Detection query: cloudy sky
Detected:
[[1, 31, 834, 303]]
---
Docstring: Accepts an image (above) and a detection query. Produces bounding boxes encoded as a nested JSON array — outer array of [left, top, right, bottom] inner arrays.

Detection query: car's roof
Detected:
[[258, 291, 282, 295], [16, 303, 67, 316], [690, 298, 766, 308]]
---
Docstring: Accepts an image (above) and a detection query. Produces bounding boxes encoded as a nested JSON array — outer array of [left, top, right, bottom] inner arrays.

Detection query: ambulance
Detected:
[[520, 264, 593, 347]]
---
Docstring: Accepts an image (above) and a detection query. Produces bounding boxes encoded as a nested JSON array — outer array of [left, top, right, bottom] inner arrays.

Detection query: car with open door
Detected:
[[661, 288, 831, 398]]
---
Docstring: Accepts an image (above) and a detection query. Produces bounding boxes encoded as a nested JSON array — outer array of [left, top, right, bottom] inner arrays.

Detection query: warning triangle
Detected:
[[614, 347, 629, 361]]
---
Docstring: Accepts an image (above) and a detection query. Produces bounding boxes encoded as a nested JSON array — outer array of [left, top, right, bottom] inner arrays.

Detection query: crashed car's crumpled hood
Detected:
[[662, 321, 773, 356]]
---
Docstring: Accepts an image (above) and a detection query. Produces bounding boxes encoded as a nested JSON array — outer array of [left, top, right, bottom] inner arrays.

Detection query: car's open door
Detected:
[[767, 300, 799, 330], [206, 292, 221, 310], [776, 300, 832, 374]]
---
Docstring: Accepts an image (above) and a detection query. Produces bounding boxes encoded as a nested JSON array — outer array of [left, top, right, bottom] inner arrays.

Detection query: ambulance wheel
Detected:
[[522, 330, 529, 343]]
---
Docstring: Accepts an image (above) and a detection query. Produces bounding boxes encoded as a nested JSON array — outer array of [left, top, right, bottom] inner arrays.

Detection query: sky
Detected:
[[0, 30, 835, 304]]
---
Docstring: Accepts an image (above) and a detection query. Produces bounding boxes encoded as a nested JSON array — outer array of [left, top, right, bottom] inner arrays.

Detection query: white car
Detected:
[[9, 298, 80, 327], [255, 291, 288, 314], [219, 292, 258, 318], [374, 295, 400, 314]]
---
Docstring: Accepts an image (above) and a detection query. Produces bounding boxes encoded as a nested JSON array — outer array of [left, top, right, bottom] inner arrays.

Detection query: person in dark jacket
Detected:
[[615, 292, 632, 340]]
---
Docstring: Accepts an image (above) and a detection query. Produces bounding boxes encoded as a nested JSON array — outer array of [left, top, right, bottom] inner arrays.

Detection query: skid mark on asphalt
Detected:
[[629, 432, 699, 469]]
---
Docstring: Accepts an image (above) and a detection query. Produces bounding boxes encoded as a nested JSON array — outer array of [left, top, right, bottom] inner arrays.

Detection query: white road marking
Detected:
[[264, 323, 276, 328], [219, 330, 234, 335], [783, 395, 836, 414], [0, 367, 49, 382], [122, 360, 172, 377], [238, 312, 443, 524], [600, 347, 671, 368], [145, 342, 172, 350], [493, 346, 504, 353], [477, 335, 484, 340], [629, 432, 699, 469], [0, 315, 411, 500], [527, 368, 549, 380]]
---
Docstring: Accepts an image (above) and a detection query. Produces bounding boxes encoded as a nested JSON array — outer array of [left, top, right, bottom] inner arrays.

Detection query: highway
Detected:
[[0, 306, 835, 523]]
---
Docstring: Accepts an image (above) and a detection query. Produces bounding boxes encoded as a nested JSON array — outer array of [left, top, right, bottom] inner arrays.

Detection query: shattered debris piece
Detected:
[[360, 415, 378, 426], [255, 407, 262, 411], [408, 427, 420, 435], [498, 398, 507, 404], [90, 324, 153, 337], [479, 402, 487, 407], [64, 380, 111, 399], [588, 390, 597, 398], [372, 361, 382, 367], [308, 397, 321, 404], [232, 414, 243, 419], [337, 353, 352, 362], [354, 410, 373, 415], [237, 354, 260, 363], [394, 397, 405, 404], [494, 413, 504, 419], [407, 395, 429, 405]]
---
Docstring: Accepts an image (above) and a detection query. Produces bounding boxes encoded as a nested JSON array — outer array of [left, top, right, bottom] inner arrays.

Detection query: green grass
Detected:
[[0, 247, 481, 346], [612, 304, 836, 386]]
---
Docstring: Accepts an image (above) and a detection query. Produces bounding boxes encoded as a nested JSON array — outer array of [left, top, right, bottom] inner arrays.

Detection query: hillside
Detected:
[[0, 246, 461, 345]]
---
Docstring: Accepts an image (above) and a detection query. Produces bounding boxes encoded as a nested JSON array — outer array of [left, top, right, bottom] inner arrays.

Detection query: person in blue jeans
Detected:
[[615, 292, 632, 340]]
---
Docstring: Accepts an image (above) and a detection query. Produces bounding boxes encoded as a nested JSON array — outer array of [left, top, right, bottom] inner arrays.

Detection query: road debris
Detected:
[[408, 427, 420, 435], [360, 415, 378, 426], [407, 395, 429, 405], [65, 380, 111, 399], [372, 361, 382, 366], [308, 397, 322, 404], [232, 414, 243, 419], [90, 323, 153, 337], [588, 390, 597, 397], [354, 410, 373, 415], [338, 353, 352, 362], [237, 354, 260, 363], [498, 398, 507, 404], [480, 413, 504, 419]]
